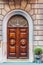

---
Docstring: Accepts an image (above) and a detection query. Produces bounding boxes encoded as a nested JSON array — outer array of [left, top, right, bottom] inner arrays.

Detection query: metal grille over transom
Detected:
[[7, 15, 29, 59]]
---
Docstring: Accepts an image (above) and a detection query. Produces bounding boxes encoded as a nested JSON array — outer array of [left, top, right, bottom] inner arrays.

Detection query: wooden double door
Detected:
[[7, 27, 29, 59]]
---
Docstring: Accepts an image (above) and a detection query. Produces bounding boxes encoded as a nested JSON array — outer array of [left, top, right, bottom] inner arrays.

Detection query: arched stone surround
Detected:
[[2, 9, 34, 62]]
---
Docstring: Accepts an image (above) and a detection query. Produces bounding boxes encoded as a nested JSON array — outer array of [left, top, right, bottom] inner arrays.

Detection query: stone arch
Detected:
[[2, 9, 33, 62]]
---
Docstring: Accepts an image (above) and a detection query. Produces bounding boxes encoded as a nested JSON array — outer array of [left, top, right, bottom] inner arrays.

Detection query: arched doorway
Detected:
[[7, 15, 29, 59], [2, 10, 33, 62]]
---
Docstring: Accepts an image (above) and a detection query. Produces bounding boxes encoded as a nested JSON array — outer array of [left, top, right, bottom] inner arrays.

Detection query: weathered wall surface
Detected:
[[0, 0, 43, 49]]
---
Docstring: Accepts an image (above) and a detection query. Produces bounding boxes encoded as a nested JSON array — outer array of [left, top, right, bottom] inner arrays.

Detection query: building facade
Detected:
[[0, 0, 43, 62]]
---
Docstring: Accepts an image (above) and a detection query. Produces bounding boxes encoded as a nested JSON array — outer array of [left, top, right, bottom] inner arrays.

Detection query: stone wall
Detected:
[[0, 0, 43, 49]]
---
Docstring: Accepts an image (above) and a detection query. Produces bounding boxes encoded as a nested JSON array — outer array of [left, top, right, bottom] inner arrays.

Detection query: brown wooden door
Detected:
[[7, 27, 29, 59]]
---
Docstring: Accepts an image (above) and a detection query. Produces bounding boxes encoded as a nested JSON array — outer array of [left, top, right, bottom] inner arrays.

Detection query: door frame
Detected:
[[2, 9, 34, 62]]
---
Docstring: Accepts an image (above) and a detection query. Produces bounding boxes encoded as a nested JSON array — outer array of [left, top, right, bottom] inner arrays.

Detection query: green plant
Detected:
[[34, 47, 43, 55]]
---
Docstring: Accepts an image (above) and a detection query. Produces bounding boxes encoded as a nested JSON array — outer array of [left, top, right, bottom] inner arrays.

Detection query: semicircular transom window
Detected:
[[8, 15, 28, 27]]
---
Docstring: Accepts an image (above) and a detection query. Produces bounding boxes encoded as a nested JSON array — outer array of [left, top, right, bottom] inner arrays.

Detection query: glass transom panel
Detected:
[[8, 15, 28, 27]]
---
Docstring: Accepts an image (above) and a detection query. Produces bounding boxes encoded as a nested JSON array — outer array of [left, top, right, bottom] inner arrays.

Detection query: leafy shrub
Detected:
[[34, 47, 43, 55]]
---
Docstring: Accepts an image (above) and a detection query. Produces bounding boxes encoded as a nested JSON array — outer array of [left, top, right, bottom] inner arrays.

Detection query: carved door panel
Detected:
[[7, 27, 17, 59], [19, 27, 29, 58], [7, 27, 29, 59]]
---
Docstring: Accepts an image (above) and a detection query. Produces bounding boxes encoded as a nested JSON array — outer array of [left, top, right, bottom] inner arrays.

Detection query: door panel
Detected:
[[20, 33, 27, 38], [9, 32, 15, 38], [20, 53, 27, 56], [20, 46, 27, 52], [9, 28, 16, 32], [7, 27, 29, 59], [19, 27, 28, 58], [9, 46, 16, 53], [9, 53, 16, 57], [20, 28, 27, 32], [7, 27, 17, 58]]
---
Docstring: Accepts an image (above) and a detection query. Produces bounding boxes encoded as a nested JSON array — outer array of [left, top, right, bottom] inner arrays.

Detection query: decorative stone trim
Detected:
[[2, 9, 34, 62]]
